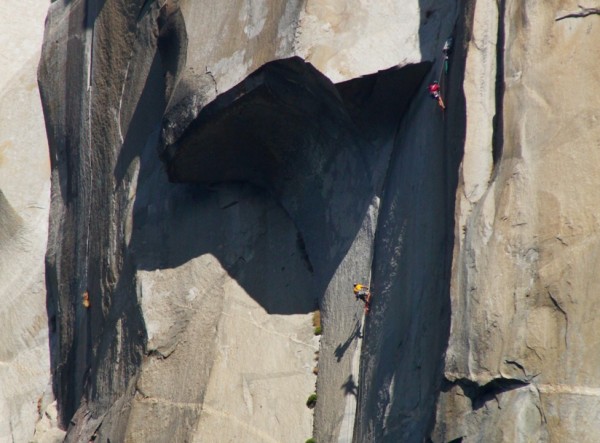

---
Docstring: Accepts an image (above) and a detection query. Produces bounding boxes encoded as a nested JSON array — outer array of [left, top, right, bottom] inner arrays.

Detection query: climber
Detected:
[[82, 290, 90, 309], [442, 36, 454, 59], [428, 81, 445, 109], [353, 283, 370, 303], [354, 283, 373, 314], [428, 81, 440, 99], [442, 36, 454, 74]]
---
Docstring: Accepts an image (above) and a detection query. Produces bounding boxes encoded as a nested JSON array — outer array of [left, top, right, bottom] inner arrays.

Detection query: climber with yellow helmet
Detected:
[[353, 283, 372, 313], [353, 283, 370, 303]]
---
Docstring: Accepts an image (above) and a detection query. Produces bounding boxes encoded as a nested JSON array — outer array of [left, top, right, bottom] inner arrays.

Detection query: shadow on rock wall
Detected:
[[41, 1, 430, 434], [40, 0, 188, 431], [128, 56, 431, 442], [354, 1, 467, 441], [158, 57, 431, 303]]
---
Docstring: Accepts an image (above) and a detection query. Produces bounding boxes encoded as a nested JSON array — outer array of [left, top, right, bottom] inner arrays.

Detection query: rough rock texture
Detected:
[[37, 1, 458, 442], [0, 1, 61, 441], [34, 0, 600, 442], [163, 55, 436, 443], [434, 1, 600, 442]]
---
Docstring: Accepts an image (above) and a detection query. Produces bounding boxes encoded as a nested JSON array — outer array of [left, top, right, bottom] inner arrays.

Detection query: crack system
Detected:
[[556, 4, 600, 21], [491, 0, 506, 167]]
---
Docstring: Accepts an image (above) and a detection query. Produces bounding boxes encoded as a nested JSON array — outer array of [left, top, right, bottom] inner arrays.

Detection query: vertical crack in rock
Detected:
[[491, 0, 506, 167], [156, 2, 187, 98], [352, 2, 465, 442]]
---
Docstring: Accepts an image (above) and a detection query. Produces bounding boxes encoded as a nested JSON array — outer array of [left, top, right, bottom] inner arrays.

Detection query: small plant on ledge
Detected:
[[306, 393, 317, 409], [312, 310, 322, 335]]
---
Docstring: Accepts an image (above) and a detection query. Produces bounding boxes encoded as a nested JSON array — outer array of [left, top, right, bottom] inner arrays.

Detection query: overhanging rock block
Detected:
[[161, 56, 430, 284]]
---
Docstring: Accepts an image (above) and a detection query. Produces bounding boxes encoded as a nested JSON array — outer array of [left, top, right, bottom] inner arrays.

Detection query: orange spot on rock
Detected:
[[82, 291, 90, 308]]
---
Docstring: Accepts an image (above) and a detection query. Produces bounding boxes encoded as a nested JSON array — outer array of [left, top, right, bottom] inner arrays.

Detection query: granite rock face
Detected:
[[163, 55, 438, 443], [28, 0, 600, 442], [434, 1, 600, 442], [37, 1, 457, 441]]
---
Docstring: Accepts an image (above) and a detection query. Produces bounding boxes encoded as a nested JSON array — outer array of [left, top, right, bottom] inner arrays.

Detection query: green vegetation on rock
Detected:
[[306, 393, 317, 408], [312, 310, 322, 335]]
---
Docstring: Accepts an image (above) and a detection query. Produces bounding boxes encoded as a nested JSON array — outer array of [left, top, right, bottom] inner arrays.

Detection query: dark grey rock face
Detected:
[[352, 38, 467, 443], [39, 0, 169, 434]]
